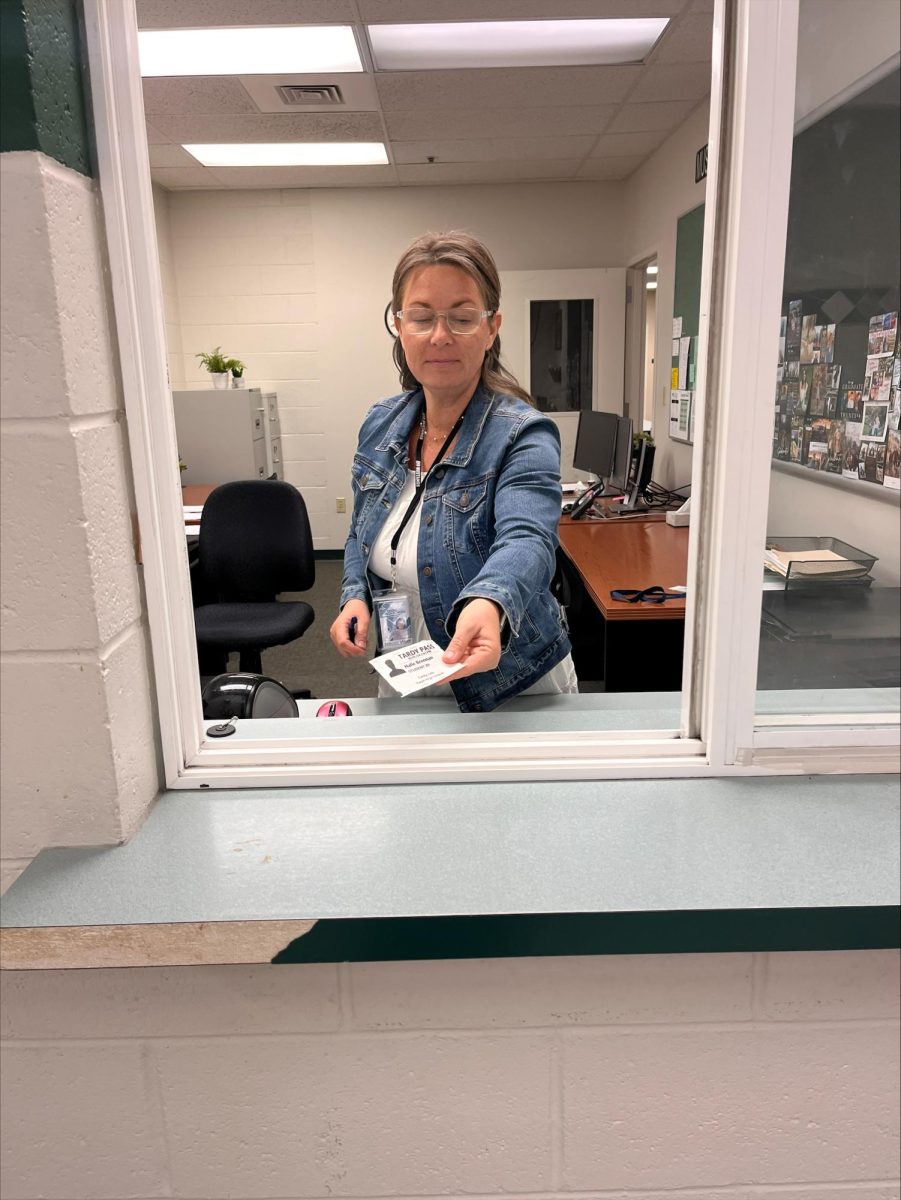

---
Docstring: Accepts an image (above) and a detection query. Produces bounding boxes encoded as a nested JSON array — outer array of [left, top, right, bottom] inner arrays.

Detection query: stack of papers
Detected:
[[763, 547, 868, 579]]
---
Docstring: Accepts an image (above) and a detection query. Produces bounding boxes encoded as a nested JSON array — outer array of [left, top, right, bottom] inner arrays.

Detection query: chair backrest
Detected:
[[199, 480, 315, 601]]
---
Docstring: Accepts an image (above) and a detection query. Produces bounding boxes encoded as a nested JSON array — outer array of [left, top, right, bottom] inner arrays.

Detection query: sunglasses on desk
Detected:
[[609, 586, 685, 603]]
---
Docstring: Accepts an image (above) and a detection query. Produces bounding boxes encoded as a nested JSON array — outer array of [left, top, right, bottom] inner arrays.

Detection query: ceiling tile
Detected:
[[608, 98, 697, 132], [628, 62, 711, 102], [392, 134, 596, 164], [651, 12, 713, 63], [148, 112, 385, 144], [151, 166, 223, 188], [376, 64, 642, 111], [359, 1, 687, 18], [145, 121, 169, 144], [396, 159, 584, 185], [385, 104, 616, 141], [207, 165, 398, 188], [142, 78, 258, 117], [148, 143, 199, 168], [135, 0, 355, 27], [577, 155, 645, 180], [589, 129, 668, 157]]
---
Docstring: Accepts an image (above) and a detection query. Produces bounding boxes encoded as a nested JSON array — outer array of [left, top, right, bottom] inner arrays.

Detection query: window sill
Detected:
[[1, 775, 898, 969]]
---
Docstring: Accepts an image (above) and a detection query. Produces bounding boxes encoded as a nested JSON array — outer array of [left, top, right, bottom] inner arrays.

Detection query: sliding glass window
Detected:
[[757, 4, 900, 722]]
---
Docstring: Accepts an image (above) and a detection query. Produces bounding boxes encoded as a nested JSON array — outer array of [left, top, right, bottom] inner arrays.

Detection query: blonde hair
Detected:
[[390, 230, 533, 405]]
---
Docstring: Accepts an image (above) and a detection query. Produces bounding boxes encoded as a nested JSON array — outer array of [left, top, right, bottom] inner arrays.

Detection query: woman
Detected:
[[329, 231, 576, 712]]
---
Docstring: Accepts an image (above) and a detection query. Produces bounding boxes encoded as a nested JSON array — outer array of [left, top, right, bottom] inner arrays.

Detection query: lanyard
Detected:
[[389, 407, 463, 584]]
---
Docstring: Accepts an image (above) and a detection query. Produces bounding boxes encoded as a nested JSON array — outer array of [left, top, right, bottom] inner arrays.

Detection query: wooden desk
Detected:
[[558, 515, 689, 690], [559, 516, 689, 620], [182, 484, 215, 508]]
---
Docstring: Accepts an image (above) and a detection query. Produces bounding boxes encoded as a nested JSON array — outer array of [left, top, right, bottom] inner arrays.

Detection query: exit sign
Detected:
[[695, 143, 708, 182]]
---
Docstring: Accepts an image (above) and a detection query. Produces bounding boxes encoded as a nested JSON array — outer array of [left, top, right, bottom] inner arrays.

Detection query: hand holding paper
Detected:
[[370, 641, 462, 696]]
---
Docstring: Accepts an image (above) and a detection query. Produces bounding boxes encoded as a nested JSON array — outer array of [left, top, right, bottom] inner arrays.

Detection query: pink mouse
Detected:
[[316, 700, 353, 717]]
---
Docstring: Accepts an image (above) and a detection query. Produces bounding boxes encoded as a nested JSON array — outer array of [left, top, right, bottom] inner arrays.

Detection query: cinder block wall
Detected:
[[1, 951, 898, 1195], [0, 151, 160, 889]]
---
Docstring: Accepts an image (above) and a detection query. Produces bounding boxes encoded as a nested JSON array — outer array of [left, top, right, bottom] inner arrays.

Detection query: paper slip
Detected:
[[370, 640, 460, 696]]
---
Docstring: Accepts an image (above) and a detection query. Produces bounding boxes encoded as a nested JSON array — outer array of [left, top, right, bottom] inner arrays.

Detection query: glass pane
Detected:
[[757, 10, 900, 713], [529, 299, 594, 412]]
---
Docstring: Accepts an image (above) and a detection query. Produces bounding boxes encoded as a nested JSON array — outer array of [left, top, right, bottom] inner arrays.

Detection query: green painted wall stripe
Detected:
[[271, 906, 901, 964], [0, 0, 92, 177]]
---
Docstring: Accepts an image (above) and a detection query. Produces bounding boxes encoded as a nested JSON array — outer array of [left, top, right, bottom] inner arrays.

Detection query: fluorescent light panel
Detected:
[[183, 143, 389, 167], [646, 263, 659, 275], [138, 26, 363, 76], [646, 281, 658, 290], [367, 18, 669, 70]]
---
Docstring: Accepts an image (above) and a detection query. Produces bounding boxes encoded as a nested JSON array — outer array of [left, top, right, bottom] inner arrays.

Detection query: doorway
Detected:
[[624, 255, 658, 435]]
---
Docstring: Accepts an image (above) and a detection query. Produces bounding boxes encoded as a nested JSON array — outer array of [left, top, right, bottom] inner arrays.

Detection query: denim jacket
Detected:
[[340, 385, 571, 712]]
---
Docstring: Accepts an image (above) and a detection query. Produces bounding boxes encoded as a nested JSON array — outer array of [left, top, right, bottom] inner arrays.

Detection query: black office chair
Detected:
[[193, 480, 315, 678]]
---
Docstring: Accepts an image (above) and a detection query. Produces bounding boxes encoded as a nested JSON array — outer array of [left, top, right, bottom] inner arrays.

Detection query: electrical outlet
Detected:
[[336, 497, 346, 513]]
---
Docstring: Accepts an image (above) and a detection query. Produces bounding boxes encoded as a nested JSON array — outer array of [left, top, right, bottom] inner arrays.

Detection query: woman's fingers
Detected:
[[442, 598, 502, 679], [329, 602, 370, 658]]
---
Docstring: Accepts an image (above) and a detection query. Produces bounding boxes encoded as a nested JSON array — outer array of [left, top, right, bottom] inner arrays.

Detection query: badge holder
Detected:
[[372, 588, 414, 653]]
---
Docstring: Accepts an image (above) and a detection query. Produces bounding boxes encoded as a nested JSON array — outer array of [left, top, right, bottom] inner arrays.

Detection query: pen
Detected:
[[348, 616, 358, 644]]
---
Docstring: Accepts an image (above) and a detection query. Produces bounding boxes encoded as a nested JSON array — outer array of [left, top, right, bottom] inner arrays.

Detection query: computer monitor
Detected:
[[608, 416, 634, 491], [572, 410, 618, 480], [610, 435, 656, 513], [568, 410, 619, 519]]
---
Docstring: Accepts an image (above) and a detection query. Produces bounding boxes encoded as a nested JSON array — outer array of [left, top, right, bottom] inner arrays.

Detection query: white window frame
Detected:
[[82, 0, 900, 790]]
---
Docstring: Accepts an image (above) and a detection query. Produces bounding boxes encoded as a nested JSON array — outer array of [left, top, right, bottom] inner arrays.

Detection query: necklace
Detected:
[[420, 414, 455, 444]]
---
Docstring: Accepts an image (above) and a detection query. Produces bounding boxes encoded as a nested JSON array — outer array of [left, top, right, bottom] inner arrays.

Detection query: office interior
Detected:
[[146, 0, 900, 712]]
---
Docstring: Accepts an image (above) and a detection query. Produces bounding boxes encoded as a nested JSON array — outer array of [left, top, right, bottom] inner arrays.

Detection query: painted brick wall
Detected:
[[1, 950, 898, 1195], [0, 151, 160, 890]]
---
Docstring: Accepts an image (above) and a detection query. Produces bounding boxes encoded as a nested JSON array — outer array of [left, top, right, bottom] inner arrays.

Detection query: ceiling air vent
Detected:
[[276, 84, 344, 106]]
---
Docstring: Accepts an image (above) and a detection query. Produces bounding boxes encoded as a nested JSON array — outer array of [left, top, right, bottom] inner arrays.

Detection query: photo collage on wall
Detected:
[[773, 303, 900, 492]]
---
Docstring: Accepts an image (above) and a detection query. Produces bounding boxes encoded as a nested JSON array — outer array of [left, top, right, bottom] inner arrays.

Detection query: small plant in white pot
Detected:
[[224, 357, 247, 388], [195, 346, 232, 389]]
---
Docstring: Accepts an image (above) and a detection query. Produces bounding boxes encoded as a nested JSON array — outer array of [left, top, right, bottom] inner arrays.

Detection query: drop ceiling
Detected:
[[137, 0, 713, 190]]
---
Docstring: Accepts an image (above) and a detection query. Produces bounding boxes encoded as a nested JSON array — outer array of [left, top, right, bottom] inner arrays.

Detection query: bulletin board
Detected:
[[670, 202, 705, 444]]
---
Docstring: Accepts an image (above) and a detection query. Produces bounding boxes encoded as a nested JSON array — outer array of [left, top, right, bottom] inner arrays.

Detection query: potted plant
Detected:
[[224, 357, 246, 388], [195, 346, 231, 389]]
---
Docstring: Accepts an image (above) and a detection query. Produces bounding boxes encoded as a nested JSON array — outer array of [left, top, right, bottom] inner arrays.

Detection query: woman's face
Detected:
[[398, 264, 501, 404]]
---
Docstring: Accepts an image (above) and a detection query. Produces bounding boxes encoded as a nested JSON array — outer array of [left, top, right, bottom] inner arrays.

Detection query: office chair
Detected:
[[193, 480, 315, 679]]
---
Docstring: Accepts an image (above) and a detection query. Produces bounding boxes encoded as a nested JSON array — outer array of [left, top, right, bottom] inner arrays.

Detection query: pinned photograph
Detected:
[[824, 364, 842, 418], [881, 311, 898, 357], [866, 356, 893, 405], [842, 421, 863, 479], [859, 441, 885, 484], [799, 364, 814, 414], [786, 300, 802, 358], [861, 401, 889, 442], [890, 387, 901, 432], [809, 363, 828, 416], [821, 323, 836, 364], [885, 429, 901, 490], [800, 314, 817, 363], [839, 378, 864, 420], [806, 417, 831, 469], [790, 422, 804, 463], [824, 419, 844, 474], [784, 360, 800, 381], [868, 311, 898, 357]]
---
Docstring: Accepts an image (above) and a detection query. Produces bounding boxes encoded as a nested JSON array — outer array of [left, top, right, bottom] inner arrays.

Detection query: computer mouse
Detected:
[[316, 700, 353, 717]]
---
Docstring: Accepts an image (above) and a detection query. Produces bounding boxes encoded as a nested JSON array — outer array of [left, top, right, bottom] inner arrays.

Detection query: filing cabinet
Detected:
[[173, 388, 283, 484]]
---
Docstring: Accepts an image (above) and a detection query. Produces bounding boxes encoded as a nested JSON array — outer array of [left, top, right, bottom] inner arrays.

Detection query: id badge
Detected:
[[372, 589, 414, 653]]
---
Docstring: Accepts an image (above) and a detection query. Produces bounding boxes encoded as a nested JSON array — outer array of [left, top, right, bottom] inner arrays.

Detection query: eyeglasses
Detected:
[[393, 306, 494, 336]]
